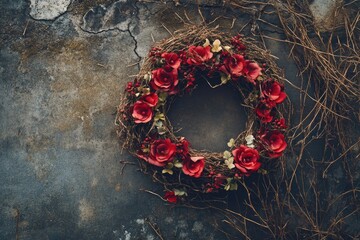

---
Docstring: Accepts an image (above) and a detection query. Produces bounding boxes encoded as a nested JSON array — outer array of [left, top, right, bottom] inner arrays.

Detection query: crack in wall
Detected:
[[76, 0, 141, 69], [77, 22, 141, 72], [126, 23, 141, 70]]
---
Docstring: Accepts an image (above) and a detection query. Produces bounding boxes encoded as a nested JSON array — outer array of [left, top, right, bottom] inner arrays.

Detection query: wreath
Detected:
[[116, 27, 288, 203]]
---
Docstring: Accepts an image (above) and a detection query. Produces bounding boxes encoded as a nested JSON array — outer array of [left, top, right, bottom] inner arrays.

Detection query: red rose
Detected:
[[260, 131, 287, 158], [223, 54, 245, 77], [255, 103, 274, 123], [232, 145, 261, 174], [161, 52, 181, 69], [150, 138, 177, 164], [261, 80, 287, 107], [132, 101, 153, 123], [243, 61, 262, 83], [182, 156, 205, 178], [186, 45, 213, 65], [139, 93, 159, 107], [164, 191, 177, 203], [150, 66, 179, 94], [138, 139, 177, 167]]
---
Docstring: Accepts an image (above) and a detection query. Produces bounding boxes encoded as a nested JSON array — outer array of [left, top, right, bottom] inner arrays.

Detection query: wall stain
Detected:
[[79, 199, 95, 223]]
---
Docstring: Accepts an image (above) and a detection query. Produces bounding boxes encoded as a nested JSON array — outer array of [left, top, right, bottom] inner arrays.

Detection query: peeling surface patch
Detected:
[[115, 183, 121, 192], [30, 0, 71, 20], [123, 230, 131, 240], [192, 221, 203, 233], [79, 199, 95, 222], [81, 0, 138, 34]]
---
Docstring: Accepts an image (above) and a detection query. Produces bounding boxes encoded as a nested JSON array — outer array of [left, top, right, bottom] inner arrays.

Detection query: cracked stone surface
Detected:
[[81, 0, 138, 34], [1, 0, 357, 239], [30, 0, 72, 20]]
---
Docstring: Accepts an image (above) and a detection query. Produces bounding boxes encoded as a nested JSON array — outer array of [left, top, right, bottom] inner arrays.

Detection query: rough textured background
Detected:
[[0, 0, 344, 239]]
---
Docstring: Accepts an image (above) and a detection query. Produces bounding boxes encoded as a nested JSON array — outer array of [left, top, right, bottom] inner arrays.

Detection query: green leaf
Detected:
[[229, 182, 238, 191], [158, 92, 168, 102], [155, 121, 163, 127], [245, 135, 255, 148], [166, 162, 174, 169], [221, 73, 230, 84], [154, 113, 165, 122], [223, 150, 232, 159], [227, 138, 235, 148], [157, 126, 167, 135], [162, 169, 173, 175], [225, 157, 235, 169], [174, 162, 183, 168], [174, 189, 188, 196], [142, 88, 150, 94], [154, 121, 166, 135], [143, 72, 151, 81], [258, 168, 268, 175], [203, 38, 210, 47], [224, 178, 238, 191]]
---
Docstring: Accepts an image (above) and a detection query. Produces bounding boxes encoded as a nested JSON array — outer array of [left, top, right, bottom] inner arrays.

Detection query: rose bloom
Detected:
[[232, 145, 261, 175], [262, 80, 287, 107], [139, 93, 159, 107], [260, 131, 287, 158], [161, 52, 181, 69], [150, 66, 179, 94], [132, 101, 153, 123], [255, 103, 274, 123], [164, 191, 177, 203], [186, 45, 213, 65], [243, 61, 262, 83], [182, 156, 205, 178], [223, 54, 245, 77], [138, 139, 177, 167]]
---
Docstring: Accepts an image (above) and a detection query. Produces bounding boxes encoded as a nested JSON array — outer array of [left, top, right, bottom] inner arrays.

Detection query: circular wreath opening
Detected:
[[166, 74, 248, 152], [116, 27, 288, 203]]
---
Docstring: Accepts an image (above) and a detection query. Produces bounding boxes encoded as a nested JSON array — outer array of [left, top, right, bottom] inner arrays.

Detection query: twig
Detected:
[[145, 218, 165, 240]]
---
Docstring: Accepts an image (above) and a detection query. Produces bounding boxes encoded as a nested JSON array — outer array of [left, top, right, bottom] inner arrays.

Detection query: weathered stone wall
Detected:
[[0, 0, 356, 239]]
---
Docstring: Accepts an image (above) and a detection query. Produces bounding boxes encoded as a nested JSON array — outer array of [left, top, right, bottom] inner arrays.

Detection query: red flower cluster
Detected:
[[259, 131, 287, 158], [220, 53, 262, 83], [182, 156, 205, 178], [232, 145, 261, 175], [137, 138, 176, 167], [138, 137, 206, 178], [256, 79, 287, 123], [223, 54, 245, 77], [131, 93, 158, 123], [151, 66, 179, 94], [262, 80, 287, 107], [130, 42, 267, 125], [164, 191, 177, 203], [187, 45, 213, 65]]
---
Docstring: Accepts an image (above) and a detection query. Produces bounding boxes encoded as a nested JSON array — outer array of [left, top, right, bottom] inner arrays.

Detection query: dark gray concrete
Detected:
[[1, 0, 357, 239], [0, 1, 247, 239]]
